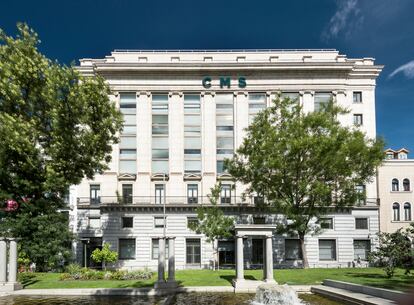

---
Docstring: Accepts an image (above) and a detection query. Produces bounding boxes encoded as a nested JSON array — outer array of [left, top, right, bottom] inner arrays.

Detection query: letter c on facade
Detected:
[[202, 77, 212, 89]]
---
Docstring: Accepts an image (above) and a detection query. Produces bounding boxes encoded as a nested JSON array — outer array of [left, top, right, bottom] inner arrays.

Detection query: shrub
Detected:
[[18, 272, 36, 284], [65, 263, 82, 275], [58, 268, 153, 281]]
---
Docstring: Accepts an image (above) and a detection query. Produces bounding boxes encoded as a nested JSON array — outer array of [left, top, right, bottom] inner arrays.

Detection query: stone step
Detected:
[[311, 285, 397, 305]]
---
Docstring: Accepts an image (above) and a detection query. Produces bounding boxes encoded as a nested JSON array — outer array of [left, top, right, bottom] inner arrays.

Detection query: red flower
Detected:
[[5, 199, 18, 212]]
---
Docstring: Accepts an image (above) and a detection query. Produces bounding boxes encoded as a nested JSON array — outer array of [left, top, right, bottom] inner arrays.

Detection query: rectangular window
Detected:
[[119, 160, 137, 174], [285, 239, 303, 260], [314, 93, 332, 112], [354, 240, 370, 260], [155, 184, 165, 205], [221, 184, 232, 204], [120, 93, 136, 134], [90, 184, 101, 204], [319, 239, 336, 261], [184, 95, 202, 175], [187, 217, 199, 229], [187, 184, 198, 204], [216, 94, 234, 174], [88, 217, 101, 229], [122, 217, 133, 228], [186, 239, 201, 264], [119, 239, 136, 260], [152, 239, 169, 260], [122, 184, 133, 204], [253, 217, 266, 224], [355, 185, 366, 205], [353, 92, 362, 103], [319, 218, 333, 229], [152, 94, 169, 174], [154, 216, 165, 228], [353, 114, 363, 126], [355, 218, 368, 230]]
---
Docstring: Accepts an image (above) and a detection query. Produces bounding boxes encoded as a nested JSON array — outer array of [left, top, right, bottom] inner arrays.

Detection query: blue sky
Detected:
[[1, 0, 413, 151]]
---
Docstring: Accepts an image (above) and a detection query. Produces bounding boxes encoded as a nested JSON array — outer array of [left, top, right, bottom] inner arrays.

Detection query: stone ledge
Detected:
[[323, 279, 406, 301]]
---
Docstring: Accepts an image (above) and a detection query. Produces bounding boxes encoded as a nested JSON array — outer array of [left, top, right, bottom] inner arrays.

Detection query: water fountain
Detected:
[[251, 284, 304, 305]]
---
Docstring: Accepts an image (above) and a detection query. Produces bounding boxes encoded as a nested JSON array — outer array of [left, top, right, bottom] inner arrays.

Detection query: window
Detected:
[[119, 137, 137, 174], [152, 94, 169, 174], [393, 202, 400, 221], [122, 217, 133, 228], [220, 184, 232, 204], [155, 184, 165, 205], [314, 93, 331, 112], [187, 217, 199, 229], [152, 239, 169, 260], [187, 184, 198, 204], [119, 93, 137, 174], [392, 179, 399, 191], [122, 184, 133, 204], [216, 160, 225, 174], [319, 218, 333, 229], [354, 240, 370, 260], [184, 95, 202, 174], [319, 240, 336, 261], [186, 239, 201, 264], [253, 217, 266, 224], [248, 93, 266, 124], [154, 216, 165, 228], [88, 217, 101, 229], [355, 185, 366, 205], [353, 114, 363, 126], [403, 179, 410, 191], [285, 239, 303, 260], [353, 92, 362, 103], [404, 203, 412, 221], [216, 94, 233, 175], [355, 218, 368, 230], [90, 184, 101, 204], [119, 239, 135, 259]]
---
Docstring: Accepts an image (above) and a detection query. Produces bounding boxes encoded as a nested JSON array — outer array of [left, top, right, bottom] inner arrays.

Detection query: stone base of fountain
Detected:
[[233, 279, 277, 292], [0, 282, 22, 292], [251, 283, 304, 305]]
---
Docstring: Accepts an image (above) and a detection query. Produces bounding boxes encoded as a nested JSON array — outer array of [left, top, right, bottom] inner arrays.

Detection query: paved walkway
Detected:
[[311, 285, 397, 305]]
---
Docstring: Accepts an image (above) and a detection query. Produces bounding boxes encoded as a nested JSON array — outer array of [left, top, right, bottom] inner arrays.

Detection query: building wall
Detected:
[[70, 49, 383, 269], [377, 160, 414, 232]]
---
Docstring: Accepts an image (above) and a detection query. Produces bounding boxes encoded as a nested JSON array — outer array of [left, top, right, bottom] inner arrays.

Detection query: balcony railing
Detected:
[[77, 196, 379, 207]]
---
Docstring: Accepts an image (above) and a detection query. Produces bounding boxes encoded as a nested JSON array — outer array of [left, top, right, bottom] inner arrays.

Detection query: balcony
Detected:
[[77, 196, 259, 207]]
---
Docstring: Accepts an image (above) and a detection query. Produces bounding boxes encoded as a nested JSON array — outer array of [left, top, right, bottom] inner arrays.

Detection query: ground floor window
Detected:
[[119, 238, 136, 260], [152, 239, 169, 260], [353, 239, 371, 260], [319, 239, 336, 261], [186, 239, 201, 264], [218, 240, 235, 266], [285, 239, 303, 260]]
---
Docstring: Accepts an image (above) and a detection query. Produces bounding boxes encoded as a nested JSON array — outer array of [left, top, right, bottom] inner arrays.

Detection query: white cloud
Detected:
[[322, 0, 363, 41], [389, 60, 414, 79]]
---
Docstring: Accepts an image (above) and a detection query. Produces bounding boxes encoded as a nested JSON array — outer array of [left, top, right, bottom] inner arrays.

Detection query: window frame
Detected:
[[393, 202, 400, 221], [186, 238, 201, 265], [118, 238, 136, 260], [318, 239, 337, 261], [121, 216, 133, 228], [355, 217, 369, 230]]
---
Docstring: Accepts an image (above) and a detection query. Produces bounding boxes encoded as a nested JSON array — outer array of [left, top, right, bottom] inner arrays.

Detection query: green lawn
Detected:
[[21, 268, 414, 292]]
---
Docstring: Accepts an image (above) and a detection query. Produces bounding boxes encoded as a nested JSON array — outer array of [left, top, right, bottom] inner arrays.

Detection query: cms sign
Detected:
[[202, 76, 246, 89]]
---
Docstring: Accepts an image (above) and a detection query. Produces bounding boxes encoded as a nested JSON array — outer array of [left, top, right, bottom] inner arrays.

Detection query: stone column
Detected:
[[167, 237, 176, 282], [8, 238, 18, 283], [264, 235, 276, 283], [157, 237, 166, 285], [0, 238, 7, 282], [236, 235, 244, 281]]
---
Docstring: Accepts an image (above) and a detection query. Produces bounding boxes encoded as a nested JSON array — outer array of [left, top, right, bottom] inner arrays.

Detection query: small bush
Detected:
[[59, 273, 72, 281], [18, 272, 36, 283], [58, 268, 153, 281], [65, 263, 82, 275]]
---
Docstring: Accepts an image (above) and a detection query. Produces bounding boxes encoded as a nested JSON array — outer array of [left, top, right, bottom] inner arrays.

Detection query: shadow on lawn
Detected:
[[219, 275, 256, 284]]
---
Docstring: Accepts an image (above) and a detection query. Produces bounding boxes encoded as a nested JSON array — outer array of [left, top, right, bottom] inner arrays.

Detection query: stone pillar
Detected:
[[264, 235, 276, 283], [157, 237, 166, 285], [236, 235, 244, 281], [8, 238, 18, 283], [0, 238, 7, 282], [167, 237, 175, 281]]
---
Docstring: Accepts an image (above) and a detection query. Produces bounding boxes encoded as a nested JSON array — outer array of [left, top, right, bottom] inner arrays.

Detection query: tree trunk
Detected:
[[212, 241, 216, 271], [299, 234, 309, 268], [103, 261, 106, 271]]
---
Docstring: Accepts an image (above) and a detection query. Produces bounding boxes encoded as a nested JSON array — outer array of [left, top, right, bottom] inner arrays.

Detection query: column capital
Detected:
[[113, 91, 119, 97], [234, 91, 248, 97], [168, 91, 183, 97], [166, 236, 176, 240], [202, 91, 216, 97], [236, 234, 245, 238], [265, 234, 273, 239], [137, 91, 151, 97], [303, 90, 314, 96]]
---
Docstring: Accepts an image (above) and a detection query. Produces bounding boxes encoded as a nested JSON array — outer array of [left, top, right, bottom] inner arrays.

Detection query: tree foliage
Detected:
[[226, 95, 384, 267], [189, 183, 234, 269], [0, 24, 123, 270], [369, 223, 414, 278], [91, 243, 118, 270]]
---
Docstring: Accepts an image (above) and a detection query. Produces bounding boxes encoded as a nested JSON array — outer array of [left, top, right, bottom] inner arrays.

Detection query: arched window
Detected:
[[392, 179, 399, 191], [403, 179, 410, 191], [404, 203, 412, 221], [393, 202, 400, 221]]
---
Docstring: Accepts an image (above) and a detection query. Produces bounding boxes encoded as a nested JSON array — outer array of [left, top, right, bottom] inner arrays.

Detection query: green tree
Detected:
[[189, 183, 235, 270], [369, 223, 414, 278], [91, 243, 118, 270], [226, 96, 384, 268], [0, 24, 123, 270]]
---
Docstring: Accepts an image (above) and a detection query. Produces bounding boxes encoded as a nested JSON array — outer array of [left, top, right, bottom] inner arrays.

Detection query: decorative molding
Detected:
[[137, 91, 151, 97], [151, 173, 169, 181], [118, 173, 137, 181], [184, 173, 202, 181], [217, 173, 233, 181]]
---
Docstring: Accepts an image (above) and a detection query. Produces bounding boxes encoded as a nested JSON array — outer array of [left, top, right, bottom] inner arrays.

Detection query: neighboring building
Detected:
[[377, 148, 413, 233], [69, 49, 383, 270]]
